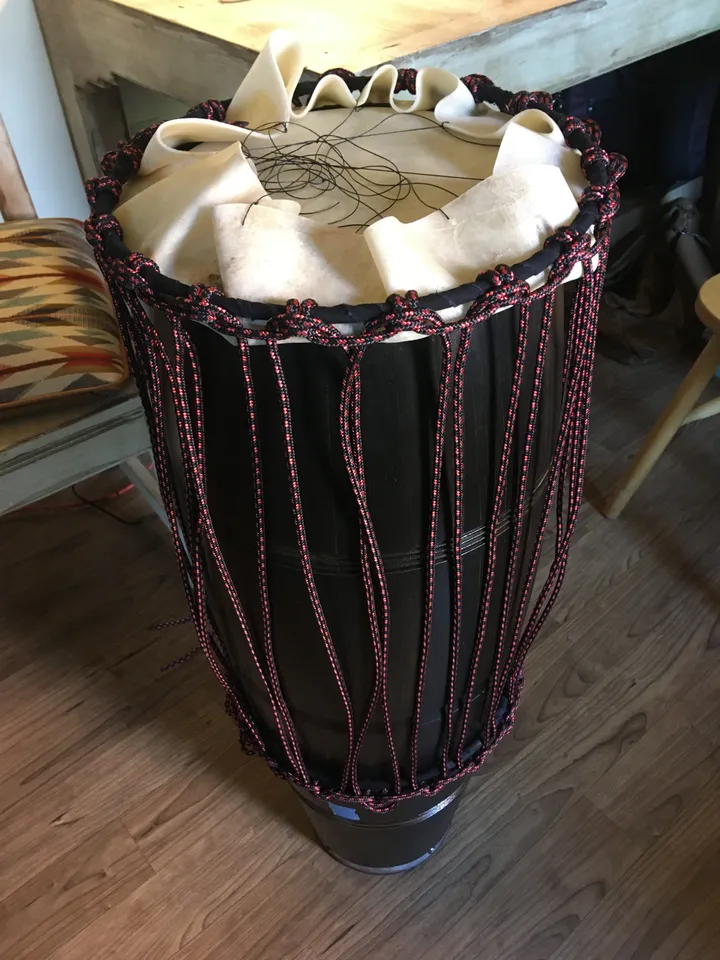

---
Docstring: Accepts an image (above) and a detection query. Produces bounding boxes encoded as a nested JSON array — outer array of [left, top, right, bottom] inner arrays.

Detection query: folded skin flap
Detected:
[[121, 29, 586, 312]]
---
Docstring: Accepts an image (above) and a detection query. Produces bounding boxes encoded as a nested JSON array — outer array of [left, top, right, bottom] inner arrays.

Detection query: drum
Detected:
[[85, 59, 624, 872]]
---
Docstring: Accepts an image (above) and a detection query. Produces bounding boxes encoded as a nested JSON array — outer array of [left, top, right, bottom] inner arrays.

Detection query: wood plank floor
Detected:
[[1, 351, 719, 960]]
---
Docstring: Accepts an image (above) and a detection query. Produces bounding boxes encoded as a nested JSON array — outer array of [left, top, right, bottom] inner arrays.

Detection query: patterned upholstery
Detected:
[[0, 218, 128, 408]]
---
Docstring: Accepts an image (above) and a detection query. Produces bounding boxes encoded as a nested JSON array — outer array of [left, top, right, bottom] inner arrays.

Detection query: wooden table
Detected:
[[36, 0, 720, 180], [26, 0, 719, 520]]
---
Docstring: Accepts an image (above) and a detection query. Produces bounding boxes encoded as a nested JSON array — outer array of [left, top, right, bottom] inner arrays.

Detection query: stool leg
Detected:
[[603, 334, 720, 518]]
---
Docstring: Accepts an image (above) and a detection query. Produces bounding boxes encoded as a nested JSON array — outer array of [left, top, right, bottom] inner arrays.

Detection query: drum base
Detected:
[[321, 832, 449, 875], [293, 778, 468, 873]]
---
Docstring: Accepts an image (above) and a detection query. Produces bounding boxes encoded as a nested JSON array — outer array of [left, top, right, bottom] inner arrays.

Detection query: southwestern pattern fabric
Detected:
[[0, 218, 128, 408]]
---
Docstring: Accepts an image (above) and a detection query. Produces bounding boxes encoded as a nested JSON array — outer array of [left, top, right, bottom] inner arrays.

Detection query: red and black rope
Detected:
[[84, 69, 623, 809]]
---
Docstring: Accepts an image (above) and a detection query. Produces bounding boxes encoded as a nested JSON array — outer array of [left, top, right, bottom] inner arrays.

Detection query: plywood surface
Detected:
[[1, 348, 720, 959], [108, 0, 578, 73]]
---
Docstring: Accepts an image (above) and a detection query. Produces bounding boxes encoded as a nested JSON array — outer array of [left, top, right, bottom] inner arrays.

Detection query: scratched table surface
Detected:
[[36, 0, 720, 179], [102, 0, 578, 75]]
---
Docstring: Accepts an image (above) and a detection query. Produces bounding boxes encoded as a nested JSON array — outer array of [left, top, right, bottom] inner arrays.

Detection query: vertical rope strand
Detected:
[[352, 371, 401, 795], [171, 324, 287, 744], [267, 339, 356, 791], [483, 292, 555, 733], [137, 311, 265, 751], [456, 301, 530, 764], [345, 357, 383, 796], [511, 249, 606, 674], [175, 331, 269, 650], [128, 307, 200, 619], [504, 361, 588, 702], [504, 252, 603, 708], [441, 328, 471, 777], [238, 339, 309, 782], [339, 348, 401, 795], [410, 333, 453, 788]]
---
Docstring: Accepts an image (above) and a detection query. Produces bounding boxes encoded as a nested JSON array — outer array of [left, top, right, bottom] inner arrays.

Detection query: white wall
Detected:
[[0, 0, 88, 219]]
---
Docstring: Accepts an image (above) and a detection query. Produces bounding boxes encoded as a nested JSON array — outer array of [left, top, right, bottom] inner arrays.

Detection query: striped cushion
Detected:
[[0, 218, 128, 408]]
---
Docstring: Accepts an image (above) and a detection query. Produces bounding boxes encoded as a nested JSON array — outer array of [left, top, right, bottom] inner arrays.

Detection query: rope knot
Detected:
[[267, 298, 343, 344], [561, 115, 602, 149], [121, 144, 144, 177], [126, 252, 160, 281], [131, 123, 161, 151], [581, 145, 610, 183], [580, 184, 606, 207], [580, 184, 621, 227], [461, 74, 495, 102], [282, 297, 321, 323], [606, 151, 628, 186], [395, 68, 418, 95], [265, 313, 293, 340], [188, 100, 227, 122], [100, 140, 144, 181], [506, 89, 554, 115], [597, 186, 621, 227], [84, 212, 123, 251], [546, 227, 591, 253], [467, 267, 530, 321], [580, 145, 627, 188], [366, 291, 444, 339], [100, 150, 120, 177], [388, 290, 421, 312], [183, 283, 216, 311], [85, 176, 123, 208], [319, 67, 356, 82], [546, 229, 593, 283], [582, 116, 603, 146], [483, 264, 518, 286], [476, 265, 528, 295]]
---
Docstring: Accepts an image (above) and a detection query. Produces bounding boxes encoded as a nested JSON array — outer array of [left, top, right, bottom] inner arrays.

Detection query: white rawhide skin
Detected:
[[116, 29, 590, 333]]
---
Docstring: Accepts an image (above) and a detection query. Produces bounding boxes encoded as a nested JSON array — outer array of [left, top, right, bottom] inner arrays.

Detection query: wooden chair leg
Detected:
[[603, 334, 720, 518], [120, 456, 169, 530]]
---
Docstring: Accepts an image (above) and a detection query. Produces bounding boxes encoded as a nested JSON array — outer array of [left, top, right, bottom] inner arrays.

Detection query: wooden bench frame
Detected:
[[0, 112, 161, 520]]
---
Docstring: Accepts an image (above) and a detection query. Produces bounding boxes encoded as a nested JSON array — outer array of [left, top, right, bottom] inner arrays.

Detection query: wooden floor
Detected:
[[1, 351, 719, 960]]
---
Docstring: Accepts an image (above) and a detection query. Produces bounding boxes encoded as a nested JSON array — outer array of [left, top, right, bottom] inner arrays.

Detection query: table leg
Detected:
[[35, 0, 128, 179], [77, 83, 129, 174]]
